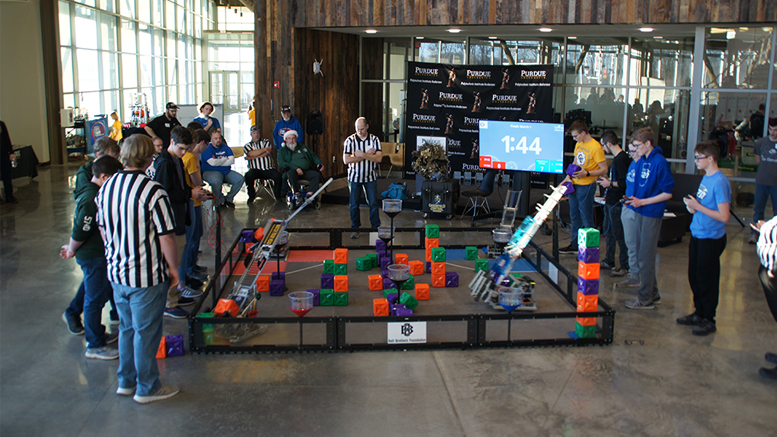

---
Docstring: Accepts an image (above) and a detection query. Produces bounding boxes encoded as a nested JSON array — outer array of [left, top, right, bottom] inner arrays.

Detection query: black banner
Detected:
[[403, 62, 555, 177]]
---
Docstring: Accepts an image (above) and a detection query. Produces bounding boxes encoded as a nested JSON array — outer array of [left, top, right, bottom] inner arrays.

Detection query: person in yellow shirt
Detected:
[[108, 112, 122, 141], [560, 120, 608, 253]]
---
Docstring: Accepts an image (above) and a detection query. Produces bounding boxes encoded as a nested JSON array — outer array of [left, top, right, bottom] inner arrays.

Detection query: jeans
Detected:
[[603, 202, 629, 269], [179, 202, 202, 281], [568, 182, 597, 247], [285, 169, 321, 194], [621, 207, 640, 280], [111, 280, 168, 396], [633, 213, 663, 304], [688, 235, 727, 322], [349, 180, 381, 229], [67, 271, 118, 322], [753, 184, 777, 234], [203, 170, 245, 204], [758, 265, 777, 323], [245, 168, 282, 200], [78, 257, 112, 349]]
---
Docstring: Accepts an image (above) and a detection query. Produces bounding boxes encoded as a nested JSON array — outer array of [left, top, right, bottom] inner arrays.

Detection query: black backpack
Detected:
[[708, 126, 731, 160], [307, 109, 323, 135]]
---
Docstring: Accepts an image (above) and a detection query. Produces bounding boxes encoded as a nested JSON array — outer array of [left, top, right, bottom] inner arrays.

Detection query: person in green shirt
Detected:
[[277, 130, 324, 208]]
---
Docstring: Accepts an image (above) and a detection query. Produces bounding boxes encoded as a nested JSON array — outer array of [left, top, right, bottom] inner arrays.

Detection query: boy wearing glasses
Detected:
[[596, 131, 630, 277], [678, 141, 731, 335]]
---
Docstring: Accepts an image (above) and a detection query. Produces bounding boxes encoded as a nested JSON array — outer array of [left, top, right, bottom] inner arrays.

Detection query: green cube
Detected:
[[198, 312, 215, 333], [475, 259, 489, 272], [425, 224, 439, 239], [400, 274, 415, 290], [575, 322, 596, 339], [356, 257, 372, 271], [334, 263, 347, 275], [365, 253, 378, 267], [320, 289, 334, 306], [465, 246, 478, 260], [323, 259, 335, 274], [577, 228, 600, 248], [399, 292, 419, 310], [383, 288, 398, 298], [431, 247, 446, 262], [334, 292, 349, 306]]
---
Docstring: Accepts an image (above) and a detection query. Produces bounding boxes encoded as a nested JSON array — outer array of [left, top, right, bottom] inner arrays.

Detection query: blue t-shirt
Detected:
[[690, 171, 731, 239], [193, 116, 221, 131]]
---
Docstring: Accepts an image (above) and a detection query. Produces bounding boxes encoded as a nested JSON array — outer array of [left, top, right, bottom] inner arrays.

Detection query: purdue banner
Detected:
[[403, 62, 554, 177]]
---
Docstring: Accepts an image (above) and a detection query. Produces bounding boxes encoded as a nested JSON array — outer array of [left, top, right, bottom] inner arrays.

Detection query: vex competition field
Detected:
[[188, 227, 615, 353]]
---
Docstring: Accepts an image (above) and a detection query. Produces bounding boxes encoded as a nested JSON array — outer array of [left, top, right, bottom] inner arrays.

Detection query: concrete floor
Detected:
[[1, 164, 776, 436]]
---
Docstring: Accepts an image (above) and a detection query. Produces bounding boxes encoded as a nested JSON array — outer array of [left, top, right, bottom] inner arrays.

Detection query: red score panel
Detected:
[[479, 156, 492, 168]]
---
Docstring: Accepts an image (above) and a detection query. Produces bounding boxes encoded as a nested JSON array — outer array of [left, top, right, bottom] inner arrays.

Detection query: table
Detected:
[[12, 145, 39, 179]]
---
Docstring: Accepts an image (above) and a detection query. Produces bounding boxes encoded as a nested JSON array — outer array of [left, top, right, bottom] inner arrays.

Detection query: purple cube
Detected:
[[386, 293, 398, 305], [577, 246, 600, 264], [395, 307, 414, 316], [566, 164, 581, 177], [272, 271, 286, 280], [320, 273, 334, 289], [308, 288, 321, 306], [426, 262, 432, 273], [390, 303, 407, 316], [562, 181, 575, 195], [578, 277, 599, 295], [377, 249, 388, 258], [270, 279, 285, 296], [445, 271, 459, 287], [382, 269, 390, 278], [376, 239, 387, 252], [499, 277, 512, 287], [380, 257, 391, 270], [241, 229, 255, 240], [165, 334, 184, 356], [383, 278, 396, 290]]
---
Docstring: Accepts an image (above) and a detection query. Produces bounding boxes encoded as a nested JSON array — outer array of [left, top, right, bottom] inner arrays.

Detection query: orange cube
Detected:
[[431, 262, 446, 276], [156, 336, 167, 359], [334, 248, 349, 265], [408, 260, 425, 276], [576, 316, 597, 326], [373, 298, 390, 316], [425, 238, 439, 249], [425, 247, 433, 262], [415, 283, 430, 300], [334, 275, 349, 292], [368, 274, 383, 291], [576, 292, 599, 313], [214, 298, 240, 317], [256, 275, 271, 292], [395, 253, 409, 265], [578, 261, 600, 280], [432, 274, 446, 288]]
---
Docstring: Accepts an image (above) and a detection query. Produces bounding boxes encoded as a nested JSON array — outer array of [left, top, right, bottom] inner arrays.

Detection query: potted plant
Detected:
[[411, 141, 449, 181]]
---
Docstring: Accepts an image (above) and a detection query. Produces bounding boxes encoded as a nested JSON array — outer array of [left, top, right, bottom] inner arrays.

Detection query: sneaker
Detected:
[[194, 265, 208, 274], [625, 297, 654, 310], [652, 295, 662, 305], [105, 331, 119, 344], [615, 276, 641, 288], [85, 346, 119, 360], [600, 260, 615, 270], [188, 271, 208, 282], [558, 244, 578, 254], [748, 234, 758, 244], [610, 267, 628, 277], [224, 200, 235, 208], [116, 386, 135, 396], [5, 195, 18, 204], [177, 297, 195, 307], [350, 231, 361, 239], [164, 307, 188, 319], [62, 312, 84, 335], [179, 284, 203, 299], [692, 319, 717, 336], [765, 352, 777, 364], [133, 385, 180, 404], [186, 277, 204, 289], [676, 313, 702, 326], [759, 366, 777, 380]]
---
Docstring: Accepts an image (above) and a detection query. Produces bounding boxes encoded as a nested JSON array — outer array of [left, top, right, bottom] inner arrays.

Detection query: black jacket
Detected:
[[0, 121, 12, 156], [153, 149, 191, 235]]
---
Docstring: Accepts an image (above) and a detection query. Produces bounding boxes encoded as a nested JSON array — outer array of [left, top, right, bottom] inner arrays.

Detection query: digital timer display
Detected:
[[477, 120, 565, 173]]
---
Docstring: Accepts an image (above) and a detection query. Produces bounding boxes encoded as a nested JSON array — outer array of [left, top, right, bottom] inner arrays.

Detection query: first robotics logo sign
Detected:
[[403, 61, 554, 177], [401, 323, 414, 336]]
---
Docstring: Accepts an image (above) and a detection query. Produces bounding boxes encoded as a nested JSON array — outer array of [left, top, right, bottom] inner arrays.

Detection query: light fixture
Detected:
[[488, 36, 498, 40], [726, 29, 736, 40], [639, 27, 654, 33], [448, 29, 461, 33], [568, 36, 577, 40], [416, 36, 424, 40], [365, 29, 377, 34], [654, 36, 663, 39], [539, 27, 552, 33]]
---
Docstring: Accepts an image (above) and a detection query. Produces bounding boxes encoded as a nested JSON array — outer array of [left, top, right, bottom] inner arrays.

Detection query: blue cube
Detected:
[[308, 288, 321, 306], [320, 273, 334, 289]]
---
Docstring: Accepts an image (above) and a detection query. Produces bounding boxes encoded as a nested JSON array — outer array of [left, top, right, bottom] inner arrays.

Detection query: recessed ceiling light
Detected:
[[365, 29, 377, 34], [726, 30, 736, 39], [568, 36, 577, 40], [539, 27, 552, 33], [448, 29, 461, 33], [416, 36, 424, 40], [488, 36, 498, 40], [654, 36, 663, 39], [639, 27, 654, 33]]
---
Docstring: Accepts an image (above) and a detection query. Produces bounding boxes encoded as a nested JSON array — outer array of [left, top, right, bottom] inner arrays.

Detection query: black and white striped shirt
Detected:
[[343, 133, 381, 183], [244, 138, 273, 171], [96, 170, 176, 288], [758, 215, 777, 271]]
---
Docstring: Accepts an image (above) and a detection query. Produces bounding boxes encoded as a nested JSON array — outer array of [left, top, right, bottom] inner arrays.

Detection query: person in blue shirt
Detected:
[[201, 131, 244, 208], [677, 140, 731, 336], [272, 105, 304, 149], [619, 127, 674, 310], [192, 102, 222, 134]]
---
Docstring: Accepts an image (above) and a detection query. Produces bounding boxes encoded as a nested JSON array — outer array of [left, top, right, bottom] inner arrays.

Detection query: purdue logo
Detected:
[[466, 70, 491, 79], [412, 114, 436, 123], [439, 92, 463, 102], [521, 70, 547, 79], [463, 117, 481, 126], [415, 67, 439, 76], [492, 95, 518, 103]]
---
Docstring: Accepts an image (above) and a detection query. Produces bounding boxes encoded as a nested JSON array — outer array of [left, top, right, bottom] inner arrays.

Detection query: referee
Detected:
[[96, 134, 181, 404], [244, 125, 282, 203], [755, 216, 777, 380], [343, 117, 383, 239]]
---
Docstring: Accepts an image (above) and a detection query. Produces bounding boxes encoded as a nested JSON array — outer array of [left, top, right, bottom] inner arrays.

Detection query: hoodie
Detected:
[[71, 181, 104, 260], [625, 146, 674, 218], [74, 161, 94, 200], [272, 116, 304, 148]]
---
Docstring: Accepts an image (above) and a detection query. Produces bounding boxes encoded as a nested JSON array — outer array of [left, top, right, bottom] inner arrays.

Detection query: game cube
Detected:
[[409, 260, 424, 276], [368, 274, 383, 291], [373, 298, 389, 316], [415, 283, 430, 300], [334, 248, 349, 264], [445, 272, 459, 287]]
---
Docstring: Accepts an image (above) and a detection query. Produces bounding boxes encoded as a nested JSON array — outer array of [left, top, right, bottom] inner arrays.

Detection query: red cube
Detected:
[[373, 298, 389, 316], [408, 260, 425, 276], [334, 275, 349, 293], [415, 283, 430, 300], [368, 274, 383, 291]]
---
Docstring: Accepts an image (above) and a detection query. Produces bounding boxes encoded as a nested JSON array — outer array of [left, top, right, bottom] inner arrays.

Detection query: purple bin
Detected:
[[445, 272, 459, 287], [320, 273, 334, 289], [376, 239, 387, 252], [383, 278, 396, 290], [578, 246, 600, 264], [165, 334, 184, 356], [308, 288, 321, 306], [578, 277, 599, 296], [270, 279, 285, 296]]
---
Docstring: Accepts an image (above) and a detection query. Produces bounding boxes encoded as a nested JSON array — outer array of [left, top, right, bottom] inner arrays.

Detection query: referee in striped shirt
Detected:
[[343, 117, 383, 239], [96, 134, 181, 403], [244, 125, 282, 203], [755, 216, 777, 379]]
